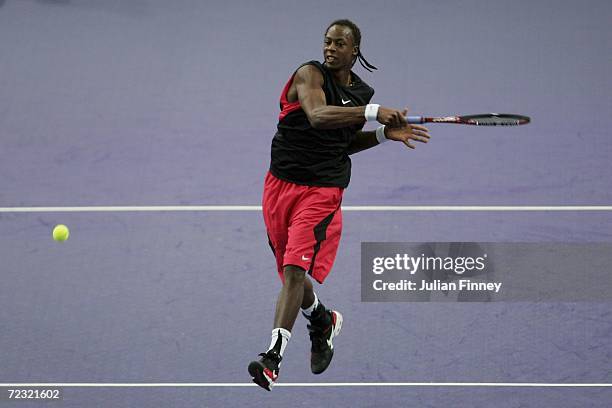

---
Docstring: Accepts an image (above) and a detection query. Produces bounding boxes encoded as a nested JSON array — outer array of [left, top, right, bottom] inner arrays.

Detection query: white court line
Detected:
[[1, 205, 612, 213], [1, 383, 611, 387]]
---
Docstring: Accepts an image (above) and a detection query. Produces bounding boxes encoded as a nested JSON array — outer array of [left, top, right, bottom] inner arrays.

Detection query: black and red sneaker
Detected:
[[248, 350, 281, 391], [307, 309, 343, 374]]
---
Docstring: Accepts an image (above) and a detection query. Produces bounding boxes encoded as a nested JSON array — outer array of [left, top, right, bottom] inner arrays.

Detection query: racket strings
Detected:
[[472, 120, 521, 126], [474, 120, 520, 126], [463, 114, 530, 126]]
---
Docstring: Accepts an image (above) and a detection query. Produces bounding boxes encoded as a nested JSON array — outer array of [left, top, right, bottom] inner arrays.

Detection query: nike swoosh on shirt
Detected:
[[341, 99, 351, 105]]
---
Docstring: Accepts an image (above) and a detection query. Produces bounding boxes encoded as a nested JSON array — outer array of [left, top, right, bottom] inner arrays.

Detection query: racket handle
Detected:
[[406, 116, 423, 124]]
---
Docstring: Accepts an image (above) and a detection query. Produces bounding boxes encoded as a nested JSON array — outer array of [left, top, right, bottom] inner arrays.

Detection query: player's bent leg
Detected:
[[298, 210, 343, 374], [249, 265, 306, 391]]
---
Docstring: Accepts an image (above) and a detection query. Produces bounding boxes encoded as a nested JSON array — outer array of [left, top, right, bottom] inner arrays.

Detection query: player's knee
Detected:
[[283, 265, 306, 285]]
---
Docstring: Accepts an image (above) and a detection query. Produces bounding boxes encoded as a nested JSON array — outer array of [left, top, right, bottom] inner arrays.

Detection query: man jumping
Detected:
[[248, 19, 430, 391]]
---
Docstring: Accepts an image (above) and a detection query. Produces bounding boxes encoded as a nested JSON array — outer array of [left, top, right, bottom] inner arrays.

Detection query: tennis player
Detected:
[[248, 19, 430, 391]]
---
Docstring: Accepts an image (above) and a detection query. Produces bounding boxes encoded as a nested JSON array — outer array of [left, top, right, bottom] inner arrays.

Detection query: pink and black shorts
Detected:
[[262, 172, 343, 284]]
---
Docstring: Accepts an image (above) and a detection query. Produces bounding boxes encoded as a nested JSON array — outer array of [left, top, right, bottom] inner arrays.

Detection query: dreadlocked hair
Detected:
[[325, 19, 378, 72]]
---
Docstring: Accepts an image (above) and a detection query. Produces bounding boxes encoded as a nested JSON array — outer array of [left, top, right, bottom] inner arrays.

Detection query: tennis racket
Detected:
[[406, 113, 530, 126]]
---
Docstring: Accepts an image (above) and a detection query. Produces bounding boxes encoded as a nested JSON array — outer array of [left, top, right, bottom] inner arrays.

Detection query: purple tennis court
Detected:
[[1, 0, 611, 406]]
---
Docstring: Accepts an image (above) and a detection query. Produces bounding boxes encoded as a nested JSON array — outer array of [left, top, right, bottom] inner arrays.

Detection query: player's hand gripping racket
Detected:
[[406, 113, 530, 126]]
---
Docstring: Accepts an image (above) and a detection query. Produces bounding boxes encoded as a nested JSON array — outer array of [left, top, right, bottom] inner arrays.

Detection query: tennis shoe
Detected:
[[248, 350, 281, 391], [307, 309, 343, 374]]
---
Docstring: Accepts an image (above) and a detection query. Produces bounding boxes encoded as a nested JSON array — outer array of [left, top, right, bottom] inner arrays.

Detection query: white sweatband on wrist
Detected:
[[376, 125, 388, 144], [364, 104, 380, 121]]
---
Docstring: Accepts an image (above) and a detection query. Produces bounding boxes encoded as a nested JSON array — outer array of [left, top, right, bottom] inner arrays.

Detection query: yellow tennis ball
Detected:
[[53, 224, 70, 242]]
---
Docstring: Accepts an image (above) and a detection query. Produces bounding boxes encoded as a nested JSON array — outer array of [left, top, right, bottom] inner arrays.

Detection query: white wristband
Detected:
[[364, 104, 380, 121], [376, 125, 388, 144]]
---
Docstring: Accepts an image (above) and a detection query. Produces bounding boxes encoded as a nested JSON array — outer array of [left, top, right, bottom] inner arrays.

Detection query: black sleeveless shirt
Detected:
[[269, 61, 375, 188]]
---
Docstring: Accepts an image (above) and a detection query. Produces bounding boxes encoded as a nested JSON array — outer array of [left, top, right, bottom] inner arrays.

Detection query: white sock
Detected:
[[268, 328, 291, 357], [301, 292, 319, 317]]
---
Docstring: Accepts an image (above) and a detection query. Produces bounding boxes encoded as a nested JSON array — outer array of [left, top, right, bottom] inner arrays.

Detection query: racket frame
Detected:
[[406, 113, 530, 126]]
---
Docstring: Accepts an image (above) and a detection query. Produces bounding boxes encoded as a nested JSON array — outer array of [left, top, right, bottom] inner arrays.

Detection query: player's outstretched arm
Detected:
[[294, 65, 407, 129]]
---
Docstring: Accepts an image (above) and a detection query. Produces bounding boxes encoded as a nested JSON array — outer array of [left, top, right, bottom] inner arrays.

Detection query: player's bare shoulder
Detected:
[[287, 65, 324, 102], [293, 64, 324, 88]]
